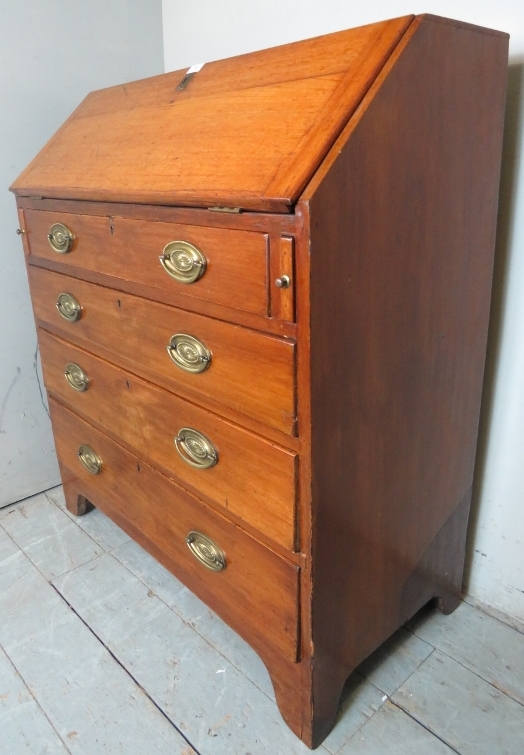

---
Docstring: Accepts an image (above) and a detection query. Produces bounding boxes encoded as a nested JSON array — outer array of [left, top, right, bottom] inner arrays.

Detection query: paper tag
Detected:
[[176, 63, 205, 91]]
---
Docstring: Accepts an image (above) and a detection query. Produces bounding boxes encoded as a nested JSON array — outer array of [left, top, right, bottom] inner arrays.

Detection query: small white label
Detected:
[[187, 63, 204, 74]]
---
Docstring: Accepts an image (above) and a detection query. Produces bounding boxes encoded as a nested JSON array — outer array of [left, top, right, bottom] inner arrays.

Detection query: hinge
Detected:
[[176, 72, 196, 91], [208, 206, 242, 214], [176, 63, 205, 91]]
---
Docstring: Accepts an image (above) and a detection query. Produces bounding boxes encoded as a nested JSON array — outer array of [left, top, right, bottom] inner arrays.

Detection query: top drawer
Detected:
[[24, 210, 268, 316]]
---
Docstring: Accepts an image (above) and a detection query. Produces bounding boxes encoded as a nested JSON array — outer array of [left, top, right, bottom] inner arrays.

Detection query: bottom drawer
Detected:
[[49, 397, 300, 663]]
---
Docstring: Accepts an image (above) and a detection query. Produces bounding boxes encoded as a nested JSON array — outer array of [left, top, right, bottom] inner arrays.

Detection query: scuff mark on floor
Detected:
[[0, 367, 21, 433]]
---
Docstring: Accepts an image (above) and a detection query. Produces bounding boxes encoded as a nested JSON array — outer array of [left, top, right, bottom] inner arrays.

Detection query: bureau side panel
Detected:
[[304, 15, 508, 744]]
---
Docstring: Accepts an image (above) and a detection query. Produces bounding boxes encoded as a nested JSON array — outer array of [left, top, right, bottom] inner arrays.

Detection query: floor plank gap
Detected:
[[0, 638, 74, 755], [389, 700, 462, 755], [48, 582, 202, 755], [4, 492, 523, 754]]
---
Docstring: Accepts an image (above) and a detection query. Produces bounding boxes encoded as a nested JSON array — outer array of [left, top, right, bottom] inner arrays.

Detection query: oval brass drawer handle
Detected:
[[186, 531, 226, 572], [56, 292, 82, 322], [64, 363, 89, 392], [160, 240, 207, 284], [48, 223, 74, 254], [167, 333, 211, 373], [174, 428, 218, 469], [77, 444, 102, 475]]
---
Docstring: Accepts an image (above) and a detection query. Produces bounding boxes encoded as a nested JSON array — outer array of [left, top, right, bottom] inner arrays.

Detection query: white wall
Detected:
[[0, 0, 163, 506], [162, 0, 524, 623]]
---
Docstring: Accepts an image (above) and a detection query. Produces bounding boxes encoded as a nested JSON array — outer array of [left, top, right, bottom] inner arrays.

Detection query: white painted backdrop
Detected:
[[162, 0, 524, 623], [0, 1, 163, 507]]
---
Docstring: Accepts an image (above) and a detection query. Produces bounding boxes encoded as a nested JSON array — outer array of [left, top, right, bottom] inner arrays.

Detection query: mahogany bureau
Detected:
[[11, 14, 508, 748]]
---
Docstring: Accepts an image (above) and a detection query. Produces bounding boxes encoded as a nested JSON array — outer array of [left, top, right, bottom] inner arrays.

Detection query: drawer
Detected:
[[50, 397, 300, 663], [39, 330, 297, 550], [24, 209, 268, 316], [29, 267, 296, 435]]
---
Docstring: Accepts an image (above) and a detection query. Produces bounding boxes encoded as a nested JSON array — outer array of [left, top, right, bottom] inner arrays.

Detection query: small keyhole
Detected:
[[136, 463, 141, 472], [117, 299, 121, 308], [126, 380, 130, 389]]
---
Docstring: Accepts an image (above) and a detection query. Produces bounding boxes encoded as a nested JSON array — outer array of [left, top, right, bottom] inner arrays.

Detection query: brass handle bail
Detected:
[[77, 444, 102, 475], [48, 223, 74, 254], [174, 428, 218, 469], [64, 363, 89, 392], [160, 240, 207, 284], [167, 333, 211, 373], [185, 531, 226, 571], [56, 292, 82, 322]]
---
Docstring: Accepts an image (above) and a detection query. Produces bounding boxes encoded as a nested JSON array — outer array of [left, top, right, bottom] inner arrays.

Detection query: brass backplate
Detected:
[[174, 427, 218, 469], [167, 333, 211, 373], [186, 531, 226, 571], [64, 363, 89, 392], [48, 222, 74, 254], [160, 240, 207, 284], [56, 293, 81, 322], [77, 444, 102, 475]]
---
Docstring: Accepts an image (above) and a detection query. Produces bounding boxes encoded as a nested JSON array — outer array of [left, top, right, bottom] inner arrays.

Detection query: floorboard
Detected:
[[52, 552, 327, 755], [112, 538, 275, 700], [356, 627, 434, 697], [1, 488, 523, 755], [407, 600, 524, 706], [0, 644, 70, 755], [392, 650, 524, 755], [46, 486, 131, 553], [0, 522, 196, 754], [338, 700, 457, 754], [0, 493, 102, 580]]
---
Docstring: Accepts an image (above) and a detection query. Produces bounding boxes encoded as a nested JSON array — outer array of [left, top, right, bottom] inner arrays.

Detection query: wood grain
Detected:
[[14, 13, 510, 750], [28, 266, 296, 435], [265, 15, 413, 201], [10, 18, 413, 212], [50, 397, 300, 664], [25, 209, 270, 317], [17, 196, 300, 235], [303, 14, 508, 746], [28, 255, 297, 340], [39, 329, 297, 551], [270, 236, 295, 322]]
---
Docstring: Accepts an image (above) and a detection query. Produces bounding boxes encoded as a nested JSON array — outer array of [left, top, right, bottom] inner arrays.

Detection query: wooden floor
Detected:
[[1, 488, 523, 754]]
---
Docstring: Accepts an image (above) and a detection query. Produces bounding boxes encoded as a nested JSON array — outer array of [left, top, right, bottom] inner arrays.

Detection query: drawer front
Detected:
[[50, 398, 300, 663], [25, 209, 268, 316], [29, 267, 296, 434], [40, 330, 297, 550]]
